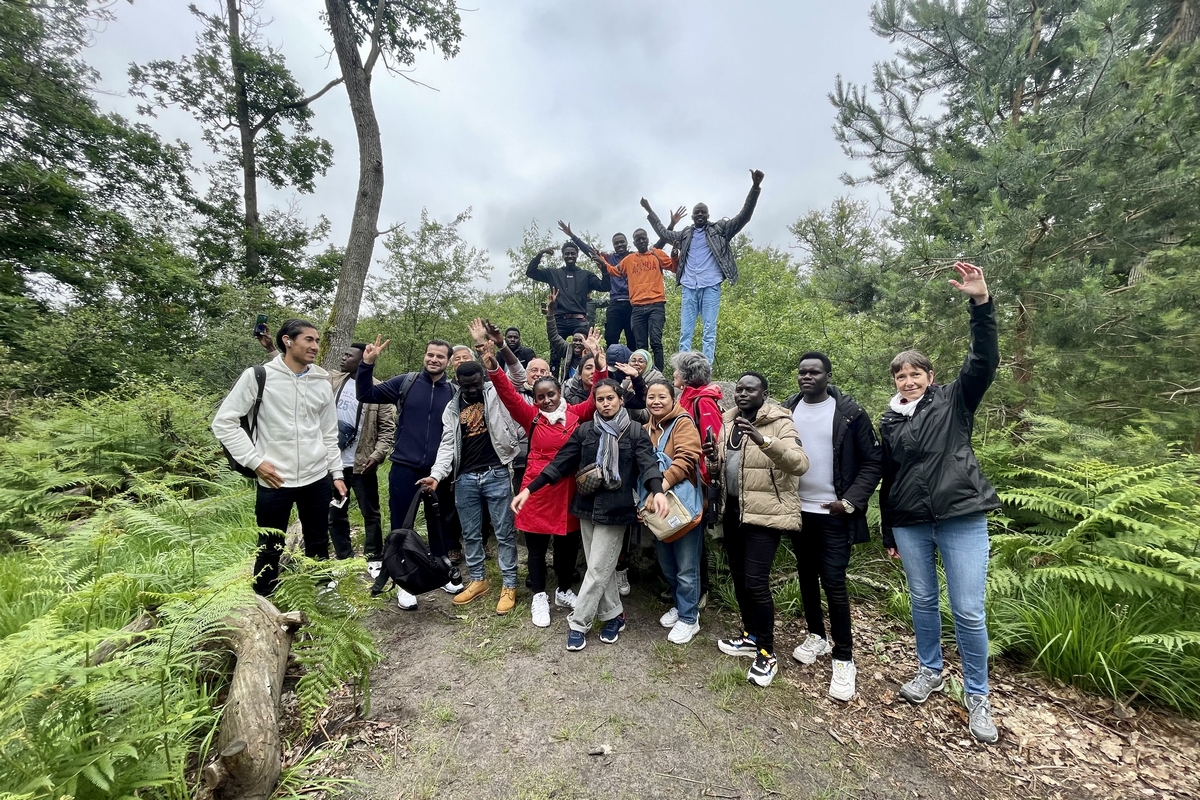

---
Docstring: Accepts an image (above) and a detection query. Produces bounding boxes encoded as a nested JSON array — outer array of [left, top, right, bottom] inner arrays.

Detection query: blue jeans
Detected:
[[654, 525, 704, 624], [679, 284, 721, 363], [891, 512, 990, 696], [455, 466, 518, 588]]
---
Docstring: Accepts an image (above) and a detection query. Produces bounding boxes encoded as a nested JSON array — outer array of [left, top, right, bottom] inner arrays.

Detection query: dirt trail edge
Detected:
[[342, 578, 1018, 800]]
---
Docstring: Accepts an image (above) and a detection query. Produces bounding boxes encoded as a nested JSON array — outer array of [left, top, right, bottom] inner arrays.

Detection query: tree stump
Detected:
[[197, 595, 307, 800]]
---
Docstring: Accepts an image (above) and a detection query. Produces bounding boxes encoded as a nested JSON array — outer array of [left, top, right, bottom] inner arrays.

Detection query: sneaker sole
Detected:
[[900, 681, 945, 704], [718, 643, 758, 658], [828, 687, 856, 702], [792, 650, 824, 665], [971, 728, 1000, 744], [668, 631, 698, 645], [566, 640, 586, 651], [531, 618, 551, 628], [659, 618, 678, 629], [398, 602, 418, 611], [747, 672, 776, 688]]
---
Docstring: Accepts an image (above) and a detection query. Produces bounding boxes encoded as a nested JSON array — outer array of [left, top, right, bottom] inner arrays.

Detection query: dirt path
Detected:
[[340, 569, 1019, 800]]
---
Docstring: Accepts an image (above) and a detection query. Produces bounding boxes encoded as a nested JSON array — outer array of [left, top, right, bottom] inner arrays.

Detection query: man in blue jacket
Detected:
[[357, 336, 463, 605]]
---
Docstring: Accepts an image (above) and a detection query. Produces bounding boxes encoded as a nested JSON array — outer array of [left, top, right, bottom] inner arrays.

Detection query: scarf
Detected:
[[889, 392, 922, 417], [594, 406, 631, 486], [539, 398, 568, 427]]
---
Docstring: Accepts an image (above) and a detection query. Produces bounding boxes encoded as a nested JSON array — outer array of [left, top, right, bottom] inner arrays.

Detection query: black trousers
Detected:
[[526, 529, 582, 594], [723, 497, 783, 653], [631, 302, 666, 370], [388, 463, 455, 558], [254, 478, 332, 596], [792, 511, 854, 660], [328, 466, 383, 560], [605, 299, 635, 349]]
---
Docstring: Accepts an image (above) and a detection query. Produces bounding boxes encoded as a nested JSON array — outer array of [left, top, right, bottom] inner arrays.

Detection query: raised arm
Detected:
[[558, 221, 596, 258], [718, 169, 764, 237], [643, 197, 685, 245], [653, 206, 687, 249], [544, 289, 567, 361], [947, 262, 998, 414], [525, 246, 558, 284], [484, 347, 538, 431], [356, 334, 402, 403]]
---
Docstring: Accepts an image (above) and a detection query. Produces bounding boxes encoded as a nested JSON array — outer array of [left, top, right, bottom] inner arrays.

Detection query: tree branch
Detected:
[[250, 77, 344, 137], [363, 0, 388, 76], [376, 221, 405, 238]]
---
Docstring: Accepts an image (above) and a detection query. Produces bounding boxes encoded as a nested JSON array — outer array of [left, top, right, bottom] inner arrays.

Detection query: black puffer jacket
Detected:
[[783, 385, 883, 545], [878, 299, 1001, 548], [528, 417, 664, 526]]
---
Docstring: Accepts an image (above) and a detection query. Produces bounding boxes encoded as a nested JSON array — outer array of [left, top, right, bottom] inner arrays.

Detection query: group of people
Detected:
[[215, 211, 1003, 744]]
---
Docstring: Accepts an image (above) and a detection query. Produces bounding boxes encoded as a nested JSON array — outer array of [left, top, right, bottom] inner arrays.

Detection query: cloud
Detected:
[[85, 0, 895, 288]]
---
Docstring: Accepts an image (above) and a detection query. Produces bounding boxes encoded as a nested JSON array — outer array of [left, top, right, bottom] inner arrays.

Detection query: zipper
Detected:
[[768, 468, 781, 502]]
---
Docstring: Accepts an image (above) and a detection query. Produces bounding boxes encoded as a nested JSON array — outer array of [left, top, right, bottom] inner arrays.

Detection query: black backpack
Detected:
[[221, 365, 266, 479], [371, 491, 452, 596]]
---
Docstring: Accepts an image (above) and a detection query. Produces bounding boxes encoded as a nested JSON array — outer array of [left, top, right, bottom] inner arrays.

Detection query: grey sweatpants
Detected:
[[568, 519, 625, 633]]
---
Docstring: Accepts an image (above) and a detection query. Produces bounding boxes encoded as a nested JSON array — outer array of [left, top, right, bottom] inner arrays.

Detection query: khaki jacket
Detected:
[[711, 402, 808, 530], [329, 372, 396, 472]]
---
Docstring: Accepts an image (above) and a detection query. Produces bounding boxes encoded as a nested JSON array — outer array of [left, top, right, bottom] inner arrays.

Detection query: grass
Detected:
[[550, 719, 590, 742], [706, 664, 749, 713], [730, 732, 787, 792]]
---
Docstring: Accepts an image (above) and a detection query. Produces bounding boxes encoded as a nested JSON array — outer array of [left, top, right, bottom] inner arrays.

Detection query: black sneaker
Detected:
[[599, 613, 626, 644], [717, 631, 758, 657], [747, 649, 778, 687]]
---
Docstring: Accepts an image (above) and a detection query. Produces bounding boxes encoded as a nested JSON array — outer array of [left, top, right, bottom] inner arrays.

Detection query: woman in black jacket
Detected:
[[879, 262, 1001, 745], [514, 379, 669, 651]]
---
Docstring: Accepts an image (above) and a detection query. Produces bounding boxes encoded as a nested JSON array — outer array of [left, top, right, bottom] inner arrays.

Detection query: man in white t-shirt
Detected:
[[328, 344, 395, 577], [783, 352, 883, 703]]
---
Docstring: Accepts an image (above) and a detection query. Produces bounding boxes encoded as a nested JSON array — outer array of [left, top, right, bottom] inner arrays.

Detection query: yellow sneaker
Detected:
[[453, 579, 489, 605], [496, 587, 517, 615]]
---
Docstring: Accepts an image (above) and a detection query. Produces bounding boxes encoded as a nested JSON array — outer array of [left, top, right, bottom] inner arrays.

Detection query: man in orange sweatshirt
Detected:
[[590, 228, 675, 370]]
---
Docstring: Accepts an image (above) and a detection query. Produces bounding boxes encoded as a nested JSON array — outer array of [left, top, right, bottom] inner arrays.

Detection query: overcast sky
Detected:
[[87, 1, 895, 284]]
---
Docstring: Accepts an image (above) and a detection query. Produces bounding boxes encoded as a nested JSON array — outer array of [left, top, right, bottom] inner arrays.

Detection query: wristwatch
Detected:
[[841, 499, 856, 513], [758, 436, 773, 449]]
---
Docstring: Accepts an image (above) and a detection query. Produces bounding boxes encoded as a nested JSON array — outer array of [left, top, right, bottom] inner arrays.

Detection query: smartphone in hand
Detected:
[[253, 313, 269, 337], [330, 495, 348, 509]]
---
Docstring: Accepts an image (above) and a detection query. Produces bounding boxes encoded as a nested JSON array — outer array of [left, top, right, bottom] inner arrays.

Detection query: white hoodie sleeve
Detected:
[[319, 381, 344, 481], [211, 367, 264, 472]]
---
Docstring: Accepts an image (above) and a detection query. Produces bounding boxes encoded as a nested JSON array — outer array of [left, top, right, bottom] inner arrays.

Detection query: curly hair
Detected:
[[669, 351, 712, 388]]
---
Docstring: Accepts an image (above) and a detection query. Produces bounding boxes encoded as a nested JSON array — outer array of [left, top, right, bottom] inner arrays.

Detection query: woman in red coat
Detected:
[[487, 329, 607, 628]]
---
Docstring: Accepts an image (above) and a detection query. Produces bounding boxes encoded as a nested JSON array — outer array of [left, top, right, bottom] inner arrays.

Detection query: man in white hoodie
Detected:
[[213, 318, 347, 596]]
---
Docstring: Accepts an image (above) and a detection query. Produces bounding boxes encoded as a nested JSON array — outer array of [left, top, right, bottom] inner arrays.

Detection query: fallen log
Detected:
[[89, 611, 158, 666], [197, 595, 308, 800]]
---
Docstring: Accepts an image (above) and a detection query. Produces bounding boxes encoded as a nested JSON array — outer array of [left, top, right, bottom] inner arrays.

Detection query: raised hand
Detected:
[[669, 205, 687, 227], [734, 415, 764, 446], [610, 362, 638, 378], [538, 245, 557, 257], [467, 317, 488, 346], [557, 220, 574, 238], [750, 169, 764, 188], [948, 261, 989, 303], [479, 341, 498, 370], [583, 327, 602, 356], [640, 197, 653, 213], [482, 319, 504, 346], [587, 251, 608, 268], [362, 334, 390, 365]]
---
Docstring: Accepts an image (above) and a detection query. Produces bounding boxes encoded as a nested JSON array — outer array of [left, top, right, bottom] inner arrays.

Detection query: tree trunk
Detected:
[[320, 0, 385, 371], [198, 595, 307, 800], [227, 0, 262, 280]]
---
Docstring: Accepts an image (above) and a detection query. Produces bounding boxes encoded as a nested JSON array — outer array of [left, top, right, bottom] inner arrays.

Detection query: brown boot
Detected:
[[496, 587, 517, 615], [453, 579, 489, 605]]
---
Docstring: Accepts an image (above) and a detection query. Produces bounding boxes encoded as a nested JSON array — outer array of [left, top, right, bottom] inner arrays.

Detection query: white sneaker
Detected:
[[616, 569, 631, 597], [554, 588, 577, 608], [668, 617, 700, 645], [367, 560, 382, 580], [792, 633, 833, 665], [829, 659, 857, 702], [531, 592, 551, 628], [318, 580, 338, 596], [659, 607, 679, 628], [442, 574, 464, 594], [397, 587, 418, 610]]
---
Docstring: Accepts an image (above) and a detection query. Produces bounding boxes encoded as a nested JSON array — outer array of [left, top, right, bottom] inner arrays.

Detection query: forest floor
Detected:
[[286, 543, 1200, 800]]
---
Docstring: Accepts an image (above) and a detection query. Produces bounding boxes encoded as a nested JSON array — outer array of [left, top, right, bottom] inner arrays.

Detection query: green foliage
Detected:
[[0, 384, 381, 797]]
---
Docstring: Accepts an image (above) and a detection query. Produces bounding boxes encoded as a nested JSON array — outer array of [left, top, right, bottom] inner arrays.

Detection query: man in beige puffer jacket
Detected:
[[703, 372, 808, 688]]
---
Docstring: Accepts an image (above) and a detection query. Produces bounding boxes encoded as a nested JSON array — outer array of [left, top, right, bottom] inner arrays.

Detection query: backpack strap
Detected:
[[248, 365, 266, 439], [395, 371, 420, 413]]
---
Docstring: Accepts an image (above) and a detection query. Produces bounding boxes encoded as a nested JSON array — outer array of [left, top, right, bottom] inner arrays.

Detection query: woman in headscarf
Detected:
[[514, 379, 669, 650]]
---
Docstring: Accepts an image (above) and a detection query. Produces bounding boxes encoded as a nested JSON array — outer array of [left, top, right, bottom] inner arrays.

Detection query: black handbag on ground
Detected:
[[371, 492, 452, 596]]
